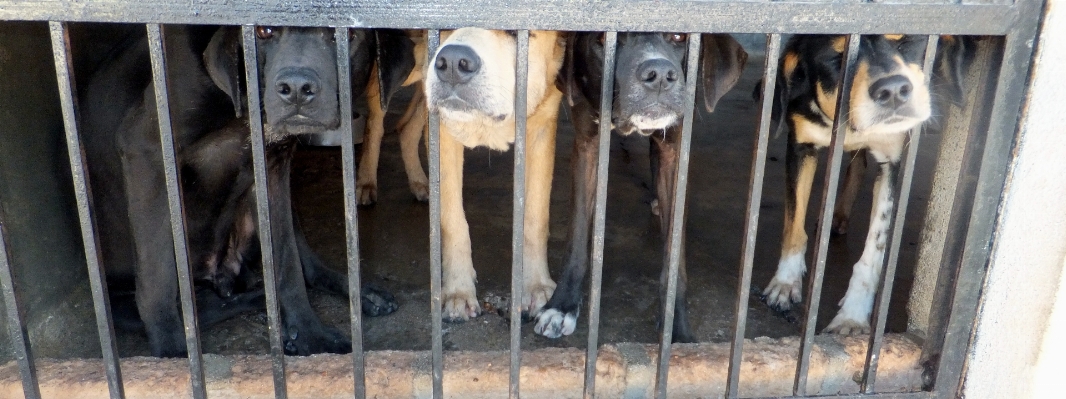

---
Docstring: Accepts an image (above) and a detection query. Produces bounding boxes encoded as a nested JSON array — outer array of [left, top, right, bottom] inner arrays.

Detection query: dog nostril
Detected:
[[300, 83, 314, 96], [278, 83, 292, 96], [666, 70, 678, 82], [435, 57, 447, 71], [645, 70, 658, 82], [899, 84, 912, 97]]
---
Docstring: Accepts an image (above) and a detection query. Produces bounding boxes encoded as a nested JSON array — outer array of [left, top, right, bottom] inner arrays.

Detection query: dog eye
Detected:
[[669, 33, 687, 43], [255, 26, 275, 40]]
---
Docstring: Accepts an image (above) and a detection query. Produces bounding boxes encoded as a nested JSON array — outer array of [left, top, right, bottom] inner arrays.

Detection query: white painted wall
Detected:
[[962, 2, 1066, 398]]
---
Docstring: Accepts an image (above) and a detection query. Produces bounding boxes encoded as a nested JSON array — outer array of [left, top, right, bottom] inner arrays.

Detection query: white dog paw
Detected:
[[443, 288, 480, 321], [824, 313, 871, 335], [534, 308, 577, 339], [763, 276, 803, 311]]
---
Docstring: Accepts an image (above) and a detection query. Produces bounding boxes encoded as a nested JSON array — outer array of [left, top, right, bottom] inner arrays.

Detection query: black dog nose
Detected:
[[275, 68, 319, 106], [637, 58, 679, 91], [435, 44, 481, 85], [868, 75, 913, 108]]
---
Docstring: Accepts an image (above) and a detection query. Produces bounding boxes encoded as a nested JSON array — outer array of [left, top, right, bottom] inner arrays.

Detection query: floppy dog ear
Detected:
[[203, 27, 244, 118], [699, 33, 748, 112], [375, 29, 416, 112], [934, 35, 974, 107]]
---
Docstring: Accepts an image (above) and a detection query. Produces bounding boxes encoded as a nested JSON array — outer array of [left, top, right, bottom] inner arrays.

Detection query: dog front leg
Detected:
[[535, 109, 597, 338], [832, 149, 868, 235], [763, 138, 819, 311], [652, 131, 695, 343], [519, 109, 559, 317], [825, 158, 899, 335], [357, 65, 386, 205], [398, 86, 429, 201], [439, 129, 480, 321]]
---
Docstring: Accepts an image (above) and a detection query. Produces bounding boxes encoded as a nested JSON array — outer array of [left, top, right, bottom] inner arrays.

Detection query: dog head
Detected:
[[425, 29, 565, 129], [203, 27, 414, 143], [770, 35, 971, 138], [561, 32, 747, 136]]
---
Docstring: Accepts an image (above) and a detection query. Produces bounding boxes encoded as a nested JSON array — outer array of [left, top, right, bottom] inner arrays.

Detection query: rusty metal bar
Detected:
[[794, 34, 861, 396], [48, 20, 126, 399], [145, 24, 208, 399], [0, 214, 39, 399], [426, 29, 445, 399], [334, 26, 367, 399], [726, 33, 782, 399], [860, 35, 940, 393], [509, 28, 530, 399], [653, 32, 701, 399], [241, 24, 288, 399], [583, 30, 617, 399]]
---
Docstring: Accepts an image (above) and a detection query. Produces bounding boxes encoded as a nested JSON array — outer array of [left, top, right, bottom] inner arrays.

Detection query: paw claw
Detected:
[[522, 280, 556, 316], [762, 277, 803, 311], [409, 180, 429, 202], [534, 308, 577, 339], [443, 289, 480, 322], [824, 314, 870, 335], [357, 182, 377, 205]]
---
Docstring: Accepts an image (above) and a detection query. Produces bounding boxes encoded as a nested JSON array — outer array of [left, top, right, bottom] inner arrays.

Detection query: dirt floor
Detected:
[[111, 44, 941, 357]]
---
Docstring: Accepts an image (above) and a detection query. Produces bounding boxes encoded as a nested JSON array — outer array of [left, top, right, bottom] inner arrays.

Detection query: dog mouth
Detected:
[[276, 114, 334, 135], [613, 106, 681, 136], [856, 107, 928, 134], [433, 95, 508, 123]]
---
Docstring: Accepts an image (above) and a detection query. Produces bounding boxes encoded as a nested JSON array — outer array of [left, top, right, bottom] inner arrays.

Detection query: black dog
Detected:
[[534, 32, 747, 342], [79, 25, 412, 357]]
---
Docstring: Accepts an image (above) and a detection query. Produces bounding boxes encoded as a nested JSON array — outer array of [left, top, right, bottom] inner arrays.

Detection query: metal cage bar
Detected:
[[509, 28, 531, 399], [48, 20, 127, 399], [145, 24, 208, 399], [334, 26, 367, 399], [726, 32, 783, 399], [653, 32, 701, 399], [241, 24, 289, 399], [794, 34, 861, 397], [426, 29, 445, 399], [582, 30, 617, 399], [860, 35, 941, 393], [0, 213, 40, 399]]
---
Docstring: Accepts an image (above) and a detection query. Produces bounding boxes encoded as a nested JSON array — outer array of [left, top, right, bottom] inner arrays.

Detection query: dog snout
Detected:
[[274, 67, 320, 106], [868, 75, 913, 109], [435, 44, 482, 85], [637, 58, 679, 92]]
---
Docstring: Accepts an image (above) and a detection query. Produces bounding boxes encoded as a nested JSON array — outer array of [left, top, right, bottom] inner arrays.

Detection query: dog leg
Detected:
[[832, 149, 868, 236], [520, 106, 559, 317], [649, 136, 662, 216], [535, 107, 597, 338], [357, 65, 386, 205], [653, 131, 696, 343], [118, 120, 186, 358], [439, 129, 480, 321], [398, 86, 429, 201], [764, 139, 819, 311], [825, 159, 898, 335]]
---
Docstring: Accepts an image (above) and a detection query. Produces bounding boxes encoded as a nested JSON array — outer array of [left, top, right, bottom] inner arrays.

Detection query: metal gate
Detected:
[[0, 0, 1045, 398]]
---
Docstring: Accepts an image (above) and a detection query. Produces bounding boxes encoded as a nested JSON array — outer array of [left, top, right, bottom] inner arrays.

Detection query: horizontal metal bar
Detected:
[[0, 215, 40, 399], [48, 20, 126, 399], [426, 29, 444, 399], [241, 24, 288, 399], [755, 392, 933, 399], [509, 28, 530, 399], [145, 24, 208, 399], [0, 1, 1016, 35]]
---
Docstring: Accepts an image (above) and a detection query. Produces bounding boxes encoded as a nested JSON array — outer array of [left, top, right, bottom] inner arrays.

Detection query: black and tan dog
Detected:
[[760, 35, 970, 334], [424, 29, 566, 321], [534, 32, 747, 342], [79, 25, 410, 357]]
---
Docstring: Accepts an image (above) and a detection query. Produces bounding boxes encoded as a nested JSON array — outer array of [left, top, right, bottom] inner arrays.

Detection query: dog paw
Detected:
[[831, 213, 850, 236], [534, 308, 577, 338], [409, 179, 429, 202], [762, 276, 803, 311], [443, 289, 480, 322], [356, 182, 377, 205], [282, 325, 352, 355], [361, 284, 398, 317], [522, 280, 556, 316], [824, 313, 871, 335]]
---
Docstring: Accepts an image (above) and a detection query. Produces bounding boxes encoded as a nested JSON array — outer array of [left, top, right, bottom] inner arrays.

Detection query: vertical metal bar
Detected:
[[794, 33, 861, 397], [508, 29, 530, 399], [935, 1, 1044, 397], [653, 33, 701, 399], [725, 33, 782, 399], [48, 20, 126, 399], [0, 217, 40, 399], [335, 27, 366, 399], [426, 29, 445, 399], [145, 24, 208, 399], [861, 35, 939, 394], [582, 30, 617, 399], [241, 24, 288, 399]]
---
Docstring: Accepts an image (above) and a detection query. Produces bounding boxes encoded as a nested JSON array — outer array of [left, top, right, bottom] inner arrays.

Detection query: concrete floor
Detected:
[[111, 48, 941, 357]]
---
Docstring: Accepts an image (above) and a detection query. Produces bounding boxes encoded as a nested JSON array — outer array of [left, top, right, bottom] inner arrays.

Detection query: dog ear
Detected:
[[555, 31, 578, 107], [699, 33, 748, 113], [375, 29, 416, 112], [934, 35, 974, 107], [203, 27, 244, 118]]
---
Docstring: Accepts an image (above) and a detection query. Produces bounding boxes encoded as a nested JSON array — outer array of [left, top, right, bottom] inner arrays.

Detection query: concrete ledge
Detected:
[[0, 334, 923, 398]]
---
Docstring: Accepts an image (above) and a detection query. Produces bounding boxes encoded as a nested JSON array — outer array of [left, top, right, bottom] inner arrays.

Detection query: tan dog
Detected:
[[424, 29, 566, 321]]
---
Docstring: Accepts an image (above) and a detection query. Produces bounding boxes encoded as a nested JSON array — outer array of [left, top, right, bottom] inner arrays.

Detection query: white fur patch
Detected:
[[534, 308, 578, 339], [630, 114, 678, 131], [763, 250, 807, 309]]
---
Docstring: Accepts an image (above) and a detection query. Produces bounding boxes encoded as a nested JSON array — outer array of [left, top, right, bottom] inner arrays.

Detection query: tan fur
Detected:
[[782, 120, 818, 258], [782, 52, 800, 81], [831, 36, 847, 53]]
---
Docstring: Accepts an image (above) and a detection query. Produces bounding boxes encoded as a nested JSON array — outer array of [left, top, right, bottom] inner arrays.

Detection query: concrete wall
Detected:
[[961, 1, 1066, 397]]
